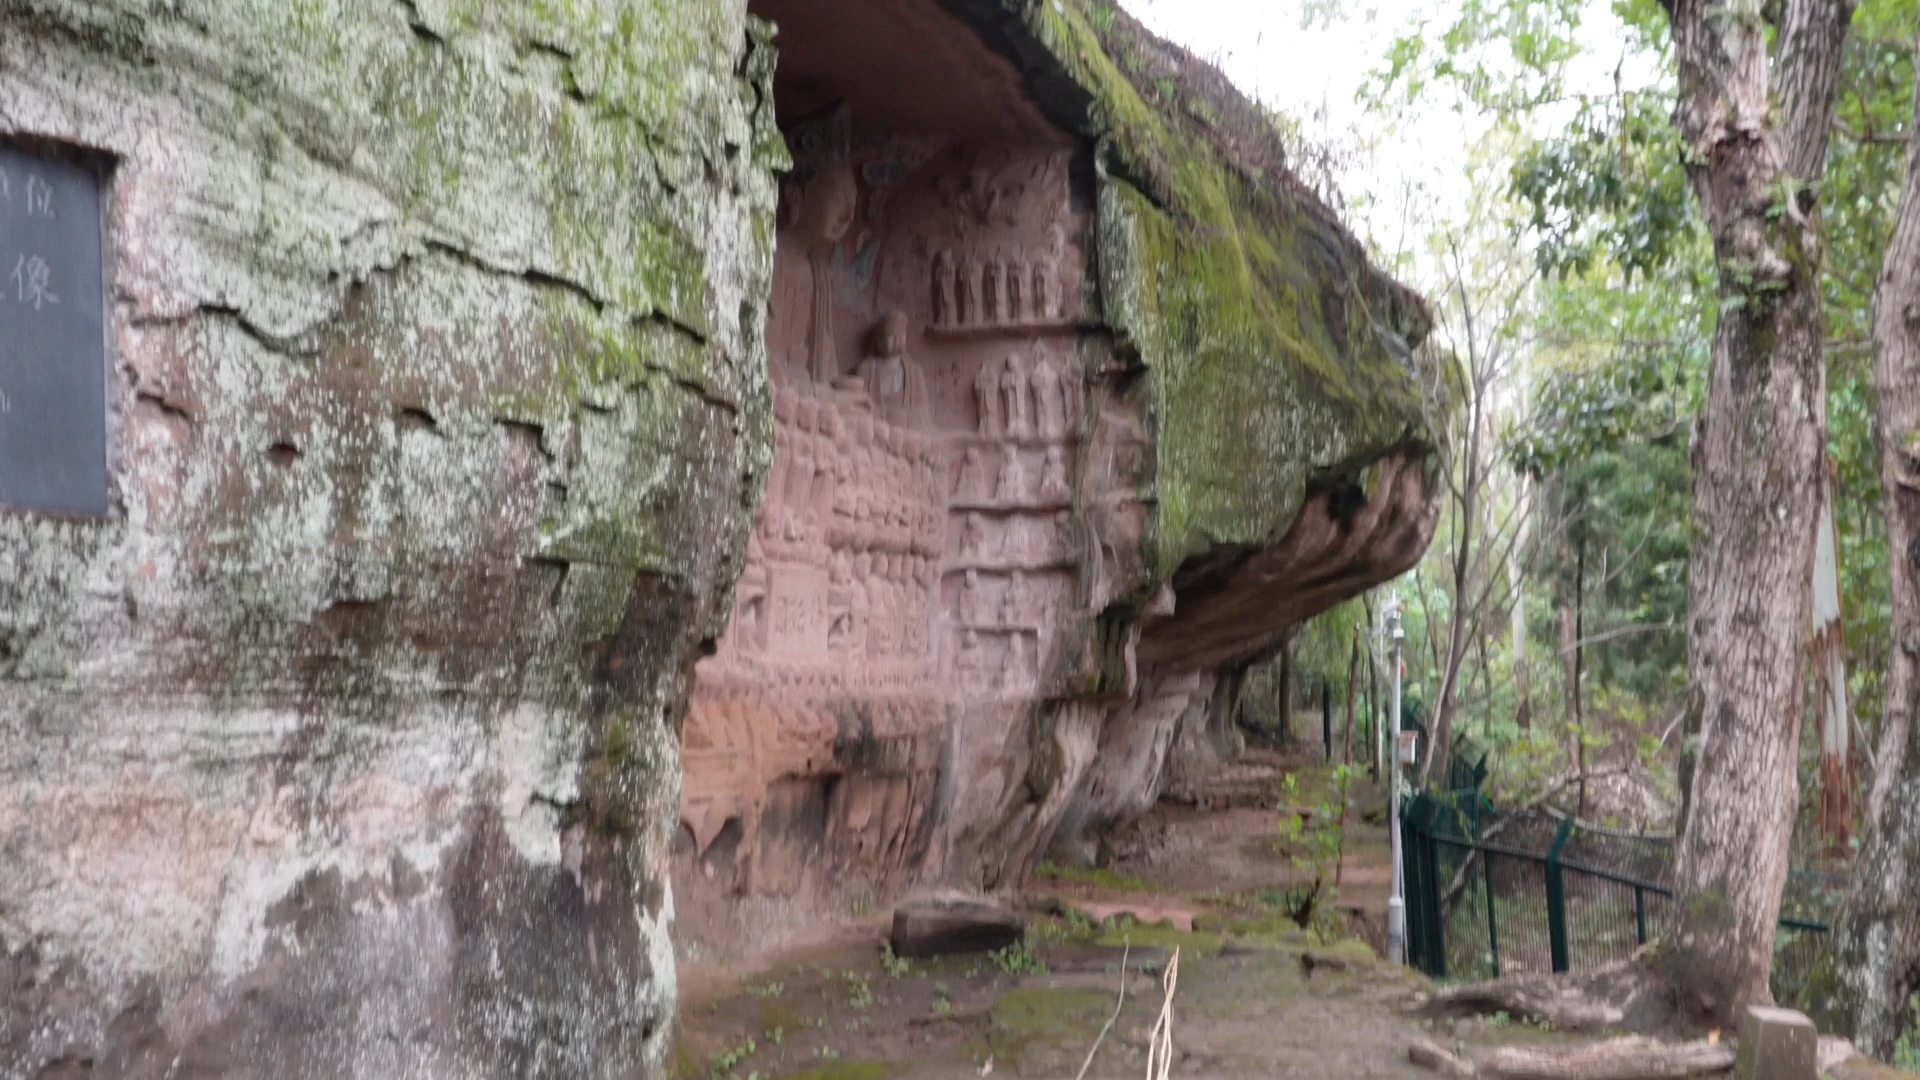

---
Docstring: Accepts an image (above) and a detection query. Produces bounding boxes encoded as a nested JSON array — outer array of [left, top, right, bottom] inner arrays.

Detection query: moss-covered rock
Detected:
[[0, 2, 778, 1077], [1003, 0, 1438, 585]]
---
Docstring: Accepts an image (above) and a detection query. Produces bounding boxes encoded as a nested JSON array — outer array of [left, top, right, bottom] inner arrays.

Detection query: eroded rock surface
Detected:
[[674, 0, 1443, 962], [0, 2, 778, 1076]]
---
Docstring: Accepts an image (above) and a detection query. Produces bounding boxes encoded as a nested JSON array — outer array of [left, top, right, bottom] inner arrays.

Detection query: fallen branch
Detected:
[[1074, 944, 1129, 1080], [1410, 1037, 1476, 1078]]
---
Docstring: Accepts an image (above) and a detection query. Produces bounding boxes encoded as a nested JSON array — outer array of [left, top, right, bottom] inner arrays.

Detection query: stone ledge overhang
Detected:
[[939, 0, 1446, 670]]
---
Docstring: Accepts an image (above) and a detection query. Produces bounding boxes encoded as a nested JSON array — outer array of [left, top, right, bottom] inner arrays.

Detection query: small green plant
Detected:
[[744, 981, 783, 999], [989, 938, 1048, 976], [932, 994, 953, 1016], [816, 1046, 841, 1061], [881, 945, 912, 978], [709, 1035, 756, 1076], [843, 970, 875, 1010], [1273, 768, 1352, 930], [766, 1026, 784, 1046], [1895, 994, 1920, 1071]]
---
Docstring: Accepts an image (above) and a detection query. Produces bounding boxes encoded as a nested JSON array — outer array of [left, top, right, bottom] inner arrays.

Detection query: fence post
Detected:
[[1322, 679, 1332, 761], [1545, 818, 1573, 974], [1634, 886, 1648, 947], [1483, 851, 1501, 977], [1422, 810, 1446, 978]]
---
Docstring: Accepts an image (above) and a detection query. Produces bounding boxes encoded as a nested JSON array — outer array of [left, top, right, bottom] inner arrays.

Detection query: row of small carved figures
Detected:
[[971, 350, 1081, 441], [753, 500, 945, 563], [931, 247, 1075, 329], [953, 443, 1072, 505], [771, 386, 941, 462], [767, 429, 940, 518], [952, 626, 1043, 686], [956, 509, 1076, 563]]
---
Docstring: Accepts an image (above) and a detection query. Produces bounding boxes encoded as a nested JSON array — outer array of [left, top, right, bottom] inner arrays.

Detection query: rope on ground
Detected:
[[1143, 947, 1180, 1080], [1073, 944, 1129, 1080]]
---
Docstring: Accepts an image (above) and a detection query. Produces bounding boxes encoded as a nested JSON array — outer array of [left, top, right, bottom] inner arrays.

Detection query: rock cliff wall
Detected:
[[0, 2, 776, 1076], [672, 0, 1444, 959], [0, 0, 1443, 1066]]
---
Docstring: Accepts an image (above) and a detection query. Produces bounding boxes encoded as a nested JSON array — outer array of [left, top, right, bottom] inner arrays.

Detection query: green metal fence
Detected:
[[1401, 791, 1833, 1005]]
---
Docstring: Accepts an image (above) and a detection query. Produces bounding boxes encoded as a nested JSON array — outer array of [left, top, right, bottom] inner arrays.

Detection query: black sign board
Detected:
[[0, 141, 109, 515]]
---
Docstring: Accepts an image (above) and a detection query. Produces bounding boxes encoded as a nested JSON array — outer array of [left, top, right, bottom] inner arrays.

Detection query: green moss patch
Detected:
[[1020, 0, 1441, 580], [1091, 919, 1224, 957]]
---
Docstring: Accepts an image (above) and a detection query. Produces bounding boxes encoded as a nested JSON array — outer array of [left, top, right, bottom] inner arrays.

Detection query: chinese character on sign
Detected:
[[12, 254, 59, 310], [24, 175, 53, 218]]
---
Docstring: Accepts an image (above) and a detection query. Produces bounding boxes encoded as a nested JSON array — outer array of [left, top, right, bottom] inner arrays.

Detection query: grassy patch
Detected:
[[1092, 917, 1225, 957]]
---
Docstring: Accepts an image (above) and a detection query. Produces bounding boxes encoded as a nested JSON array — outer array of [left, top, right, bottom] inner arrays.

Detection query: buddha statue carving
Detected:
[[769, 164, 859, 391], [855, 310, 931, 428]]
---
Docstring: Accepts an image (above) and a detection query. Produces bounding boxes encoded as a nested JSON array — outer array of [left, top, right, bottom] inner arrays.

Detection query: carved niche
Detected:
[[680, 104, 1094, 902]]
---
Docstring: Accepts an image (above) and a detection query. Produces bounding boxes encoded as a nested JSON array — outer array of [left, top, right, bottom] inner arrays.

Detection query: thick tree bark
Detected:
[[1659, 0, 1850, 1028], [1821, 28, 1920, 1057]]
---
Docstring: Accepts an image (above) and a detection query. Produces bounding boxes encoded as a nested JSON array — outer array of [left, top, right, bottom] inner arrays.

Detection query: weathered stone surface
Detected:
[[672, 0, 1443, 963], [890, 895, 1026, 958], [1735, 1006, 1818, 1080], [0, 1, 779, 1076]]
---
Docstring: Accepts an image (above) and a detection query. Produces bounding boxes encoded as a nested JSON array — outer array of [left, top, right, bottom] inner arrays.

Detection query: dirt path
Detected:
[[674, 753, 1466, 1079]]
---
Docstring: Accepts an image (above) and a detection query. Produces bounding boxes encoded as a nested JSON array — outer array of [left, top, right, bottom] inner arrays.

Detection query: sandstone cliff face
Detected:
[[0, 2, 776, 1076], [0, 0, 1439, 1068], [673, 0, 1443, 958]]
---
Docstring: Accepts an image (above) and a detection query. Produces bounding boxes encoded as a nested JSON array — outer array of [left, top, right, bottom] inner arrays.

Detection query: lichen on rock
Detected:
[[0, 1, 778, 1076]]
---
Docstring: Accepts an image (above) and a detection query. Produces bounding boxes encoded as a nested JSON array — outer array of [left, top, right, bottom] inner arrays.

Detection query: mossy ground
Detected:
[[672, 751, 1470, 1078]]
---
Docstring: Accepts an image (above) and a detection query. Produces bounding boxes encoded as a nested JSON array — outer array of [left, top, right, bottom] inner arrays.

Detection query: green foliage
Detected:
[[1896, 995, 1920, 1071], [1510, 93, 1699, 282], [709, 1035, 757, 1077], [1272, 769, 1353, 933], [842, 970, 874, 1010], [989, 939, 1048, 976], [880, 947, 911, 979]]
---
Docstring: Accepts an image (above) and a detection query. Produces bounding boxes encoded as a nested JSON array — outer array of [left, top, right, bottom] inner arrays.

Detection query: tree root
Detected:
[[1407, 1036, 1728, 1079], [1422, 958, 1669, 1034], [1408, 1029, 1861, 1078]]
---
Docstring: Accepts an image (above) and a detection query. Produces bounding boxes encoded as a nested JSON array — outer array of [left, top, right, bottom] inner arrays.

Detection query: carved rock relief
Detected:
[[680, 111, 1112, 910]]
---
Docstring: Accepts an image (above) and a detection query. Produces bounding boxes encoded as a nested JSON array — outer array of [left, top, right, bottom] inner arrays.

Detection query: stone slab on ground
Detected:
[[1049, 944, 1170, 976], [890, 895, 1025, 958], [1064, 899, 1197, 931], [1735, 1006, 1816, 1080]]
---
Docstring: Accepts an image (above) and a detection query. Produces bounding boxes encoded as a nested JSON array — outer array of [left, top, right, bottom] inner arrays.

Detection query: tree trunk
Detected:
[[1366, 596, 1382, 780], [1345, 633, 1360, 766], [1513, 480, 1532, 732], [1821, 28, 1920, 1056], [1811, 456, 1853, 857], [1273, 634, 1294, 748], [1573, 538, 1587, 819], [1658, 0, 1849, 1029]]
